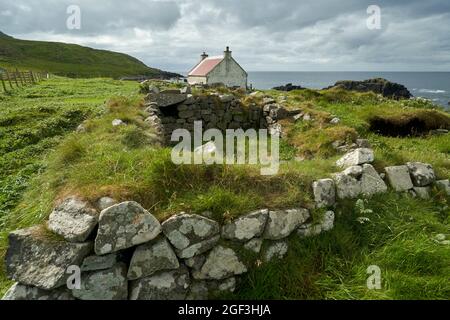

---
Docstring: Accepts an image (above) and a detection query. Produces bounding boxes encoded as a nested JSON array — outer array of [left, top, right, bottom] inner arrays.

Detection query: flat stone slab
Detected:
[[129, 266, 191, 300], [263, 209, 310, 240], [385, 165, 414, 192], [47, 197, 98, 243], [192, 246, 247, 280], [72, 263, 128, 300], [147, 92, 187, 108], [2, 283, 74, 300], [6, 226, 93, 290], [222, 209, 269, 242], [95, 201, 162, 255], [406, 162, 436, 187], [127, 237, 180, 280], [336, 148, 374, 168], [162, 214, 220, 259], [81, 253, 118, 272]]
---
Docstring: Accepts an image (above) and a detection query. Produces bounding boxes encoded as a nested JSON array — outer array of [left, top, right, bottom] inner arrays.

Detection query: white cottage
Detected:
[[187, 47, 248, 88]]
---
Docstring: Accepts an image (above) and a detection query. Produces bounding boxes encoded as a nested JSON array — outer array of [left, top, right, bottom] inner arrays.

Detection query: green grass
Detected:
[[0, 32, 175, 79], [0, 78, 449, 299]]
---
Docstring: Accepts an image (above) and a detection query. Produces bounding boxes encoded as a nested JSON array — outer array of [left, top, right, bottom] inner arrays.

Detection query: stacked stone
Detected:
[[312, 148, 450, 206], [142, 89, 289, 144], [3, 198, 333, 300]]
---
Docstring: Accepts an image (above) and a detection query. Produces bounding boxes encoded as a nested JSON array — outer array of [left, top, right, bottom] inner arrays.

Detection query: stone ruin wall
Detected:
[[142, 89, 290, 144]]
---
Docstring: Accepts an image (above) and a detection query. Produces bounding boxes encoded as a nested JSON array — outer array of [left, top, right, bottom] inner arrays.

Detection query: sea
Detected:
[[246, 72, 450, 109]]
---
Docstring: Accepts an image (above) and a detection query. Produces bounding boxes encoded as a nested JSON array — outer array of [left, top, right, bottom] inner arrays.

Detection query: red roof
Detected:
[[188, 57, 223, 76]]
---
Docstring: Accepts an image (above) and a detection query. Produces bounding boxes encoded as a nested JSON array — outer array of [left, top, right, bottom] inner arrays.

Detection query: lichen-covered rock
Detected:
[[298, 211, 335, 238], [184, 255, 206, 271], [162, 214, 220, 259], [47, 197, 98, 243], [263, 209, 310, 240], [343, 165, 363, 178], [244, 238, 263, 253], [333, 172, 362, 199], [385, 166, 414, 192], [129, 266, 190, 300], [186, 278, 236, 300], [97, 197, 118, 211], [360, 164, 388, 196], [72, 263, 128, 300], [336, 148, 374, 168], [127, 237, 180, 280], [6, 226, 93, 290], [412, 187, 431, 200], [192, 246, 247, 280], [263, 241, 288, 262], [312, 179, 336, 208], [95, 201, 161, 255], [81, 253, 118, 272], [2, 283, 74, 300], [436, 179, 450, 195], [406, 162, 436, 187], [222, 209, 268, 241]]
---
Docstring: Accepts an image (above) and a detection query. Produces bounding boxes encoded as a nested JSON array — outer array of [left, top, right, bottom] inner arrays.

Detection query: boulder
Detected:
[[406, 162, 436, 187], [343, 165, 363, 178], [263, 241, 288, 262], [336, 148, 374, 168], [95, 201, 161, 255], [263, 208, 310, 240], [146, 92, 187, 108], [412, 187, 431, 200], [221, 209, 269, 242], [72, 263, 128, 300], [2, 283, 74, 300], [192, 246, 247, 280], [6, 226, 93, 290], [219, 94, 234, 103], [47, 197, 98, 243], [244, 238, 263, 253], [360, 164, 388, 196], [333, 172, 362, 199], [435, 180, 450, 196], [330, 117, 341, 124], [81, 253, 118, 272], [97, 197, 118, 211], [385, 166, 414, 192], [127, 237, 180, 280], [186, 278, 236, 300], [129, 266, 191, 300], [112, 119, 126, 127], [162, 214, 220, 259], [312, 179, 336, 208]]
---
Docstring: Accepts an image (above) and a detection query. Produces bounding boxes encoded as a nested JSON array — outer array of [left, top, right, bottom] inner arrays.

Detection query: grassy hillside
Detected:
[[0, 31, 178, 79], [0, 78, 449, 299]]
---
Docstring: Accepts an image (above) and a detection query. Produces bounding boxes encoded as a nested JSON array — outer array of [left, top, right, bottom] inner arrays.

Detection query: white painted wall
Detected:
[[187, 76, 207, 85], [206, 57, 247, 88]]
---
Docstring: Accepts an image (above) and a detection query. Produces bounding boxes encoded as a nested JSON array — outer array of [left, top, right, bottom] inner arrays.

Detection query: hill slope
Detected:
[[0, 31, 179, 79]]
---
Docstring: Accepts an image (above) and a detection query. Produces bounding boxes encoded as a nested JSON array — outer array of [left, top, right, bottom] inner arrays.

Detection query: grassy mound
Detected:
[[0, 32, 177, 79]]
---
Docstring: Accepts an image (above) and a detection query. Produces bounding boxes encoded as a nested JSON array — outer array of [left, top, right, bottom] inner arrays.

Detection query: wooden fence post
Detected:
[[1, 74, 7, 92], [16, 69, 24, 86], [5, 71, 14, 89]]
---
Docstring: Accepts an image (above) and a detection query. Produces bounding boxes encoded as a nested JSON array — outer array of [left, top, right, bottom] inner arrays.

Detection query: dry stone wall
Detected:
[[143, 88, 295, 144], [2, 146, 450, 300]]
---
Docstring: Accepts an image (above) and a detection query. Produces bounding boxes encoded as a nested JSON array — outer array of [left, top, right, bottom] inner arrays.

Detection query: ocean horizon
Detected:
[[245, 71, 450, 108]]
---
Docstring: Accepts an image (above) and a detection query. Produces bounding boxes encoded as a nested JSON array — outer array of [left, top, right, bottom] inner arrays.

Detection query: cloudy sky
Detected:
[[1, 0, 450, 72]]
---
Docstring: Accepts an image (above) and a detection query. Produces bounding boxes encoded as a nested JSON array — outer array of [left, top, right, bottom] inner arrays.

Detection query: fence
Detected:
[[0, 69, 48, 93]]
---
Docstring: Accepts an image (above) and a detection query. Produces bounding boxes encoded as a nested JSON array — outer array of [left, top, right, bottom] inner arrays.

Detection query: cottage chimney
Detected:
[[201, 52, 209, 60], [224, 46, 232, 59]]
